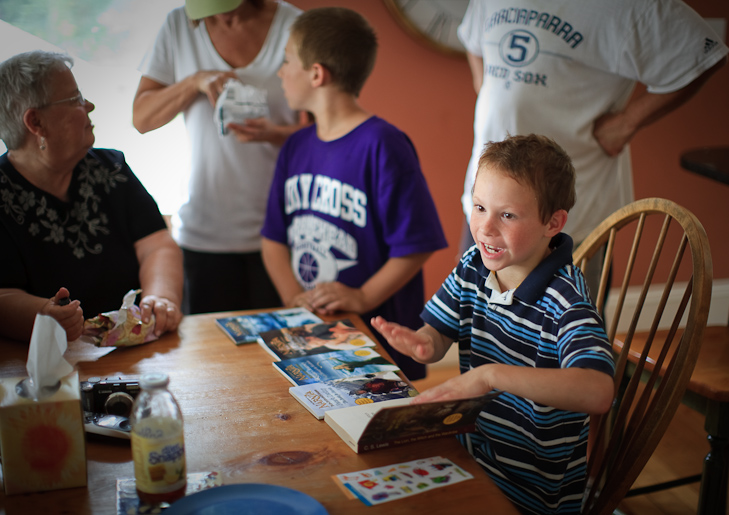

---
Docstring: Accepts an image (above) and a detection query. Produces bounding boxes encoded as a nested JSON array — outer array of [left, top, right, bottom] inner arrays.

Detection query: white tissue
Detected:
[[214, 79, 270, 135], [25, 314, 73, 400]]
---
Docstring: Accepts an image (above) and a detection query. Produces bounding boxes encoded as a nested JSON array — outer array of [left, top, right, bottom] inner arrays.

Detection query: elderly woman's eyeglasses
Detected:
[[41, 92, 87, 108]]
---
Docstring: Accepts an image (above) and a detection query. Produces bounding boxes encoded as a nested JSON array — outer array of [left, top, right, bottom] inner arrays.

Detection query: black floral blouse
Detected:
[[0, 148, 166, 317]]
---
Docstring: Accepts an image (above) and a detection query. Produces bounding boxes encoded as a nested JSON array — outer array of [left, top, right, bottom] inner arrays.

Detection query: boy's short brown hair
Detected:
[[476, 134, 576, 223], [290, 7, 377, 97]]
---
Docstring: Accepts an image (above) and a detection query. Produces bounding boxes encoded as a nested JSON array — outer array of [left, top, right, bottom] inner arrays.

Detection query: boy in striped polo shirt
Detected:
[[372, 134, 615, 514]]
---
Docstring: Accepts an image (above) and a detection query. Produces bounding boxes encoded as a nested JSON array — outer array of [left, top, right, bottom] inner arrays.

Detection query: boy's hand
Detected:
[[307, 282, 367, 315], [40, 287, 84, 341], [411, 366, 494, 405], [370, 316, 436, 363], [289, 291, 315, 311]]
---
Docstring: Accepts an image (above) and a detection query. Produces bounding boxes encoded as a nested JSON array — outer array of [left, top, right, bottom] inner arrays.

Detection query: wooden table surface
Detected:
[[0, 311, 520, 515]]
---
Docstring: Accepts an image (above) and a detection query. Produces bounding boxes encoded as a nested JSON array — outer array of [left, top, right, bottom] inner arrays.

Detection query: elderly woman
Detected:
[[0, 50, 183, 342]]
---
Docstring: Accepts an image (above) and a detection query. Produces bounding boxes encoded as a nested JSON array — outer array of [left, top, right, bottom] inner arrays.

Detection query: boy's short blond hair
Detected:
[[290, 7, 377, 97], [476, 134, 576, 223]]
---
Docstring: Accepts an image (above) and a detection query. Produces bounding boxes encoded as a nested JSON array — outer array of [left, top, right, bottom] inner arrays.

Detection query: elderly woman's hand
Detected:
[[140, 295, 182, 336], [40, 287, 84, 341]]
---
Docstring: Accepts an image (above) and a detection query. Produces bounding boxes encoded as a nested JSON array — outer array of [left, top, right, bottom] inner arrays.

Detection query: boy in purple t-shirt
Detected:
[[261, 7, 447, 379]]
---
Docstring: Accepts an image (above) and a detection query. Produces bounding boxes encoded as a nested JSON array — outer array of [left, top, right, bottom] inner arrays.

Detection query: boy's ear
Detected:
[[310, 63, 329, 88], [545, 209, 568, 237]]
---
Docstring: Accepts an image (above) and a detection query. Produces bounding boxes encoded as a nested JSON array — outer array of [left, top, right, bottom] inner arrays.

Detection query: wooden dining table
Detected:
[[0, 310, 520, 515]]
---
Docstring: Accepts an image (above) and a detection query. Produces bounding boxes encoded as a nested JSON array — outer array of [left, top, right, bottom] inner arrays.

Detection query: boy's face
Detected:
[[278, 36, 310, 111], [470, 165, 564, 289]]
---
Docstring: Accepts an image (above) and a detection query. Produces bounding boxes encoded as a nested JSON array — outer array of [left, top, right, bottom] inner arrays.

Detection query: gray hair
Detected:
[[0, 50, 73, 150]]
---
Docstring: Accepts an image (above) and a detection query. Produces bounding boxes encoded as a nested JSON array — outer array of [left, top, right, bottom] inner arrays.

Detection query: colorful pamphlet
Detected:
[[289, 371, 417, 419], [258, 319, 376, 361], [215, 308, 322, 345], [273, 348, 399, 386]]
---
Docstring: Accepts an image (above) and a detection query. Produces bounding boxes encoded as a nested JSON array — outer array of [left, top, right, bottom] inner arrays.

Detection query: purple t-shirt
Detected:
[[262, 116, 447, 378]]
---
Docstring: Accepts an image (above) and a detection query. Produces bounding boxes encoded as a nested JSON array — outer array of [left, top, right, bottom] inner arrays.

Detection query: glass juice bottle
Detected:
[[130, 373, 186, 504]]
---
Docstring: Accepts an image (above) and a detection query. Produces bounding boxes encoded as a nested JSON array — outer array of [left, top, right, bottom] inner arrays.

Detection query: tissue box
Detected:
[[0, 372, 87, 494]]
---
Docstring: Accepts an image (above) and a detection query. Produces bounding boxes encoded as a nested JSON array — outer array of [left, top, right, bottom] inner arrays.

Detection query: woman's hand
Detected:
[[139, 295, 182, 336], [196, 70, 239, 106], [40, 287, 84, 341]]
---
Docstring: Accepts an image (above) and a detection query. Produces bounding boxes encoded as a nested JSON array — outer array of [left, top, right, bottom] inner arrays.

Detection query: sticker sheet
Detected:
[[333, 456, 473, 506]]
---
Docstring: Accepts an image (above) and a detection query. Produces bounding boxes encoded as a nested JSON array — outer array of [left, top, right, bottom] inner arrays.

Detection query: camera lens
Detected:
[[105, 392, 135, 417]]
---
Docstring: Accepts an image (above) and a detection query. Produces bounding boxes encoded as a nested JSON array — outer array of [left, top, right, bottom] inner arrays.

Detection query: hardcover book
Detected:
[[258, 319, 376, 361], [273, 348, 399, 386], [215, 308, 322, 345], [289, 371, 417, 420], [324, 391, 502, 453]]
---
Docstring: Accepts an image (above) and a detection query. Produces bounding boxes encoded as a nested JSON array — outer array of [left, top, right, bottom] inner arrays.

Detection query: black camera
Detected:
[[80, 376, 141, 418]]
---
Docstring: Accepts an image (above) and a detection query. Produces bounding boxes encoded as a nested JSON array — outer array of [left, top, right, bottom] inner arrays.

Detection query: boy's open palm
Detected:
[[371, 316, 435, 362]]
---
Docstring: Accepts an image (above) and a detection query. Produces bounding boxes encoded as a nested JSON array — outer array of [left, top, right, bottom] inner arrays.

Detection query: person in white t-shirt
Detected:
[[134, 0, 306, 314], [457, 0, 727, 299]]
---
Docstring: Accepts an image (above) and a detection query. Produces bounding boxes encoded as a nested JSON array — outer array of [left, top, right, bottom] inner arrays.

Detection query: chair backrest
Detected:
[[574, 198, 713, 515]]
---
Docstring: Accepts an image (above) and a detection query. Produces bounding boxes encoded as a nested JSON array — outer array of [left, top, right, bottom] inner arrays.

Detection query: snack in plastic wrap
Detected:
[[82, 289, 158, 347], [214, 79, 270, 135]]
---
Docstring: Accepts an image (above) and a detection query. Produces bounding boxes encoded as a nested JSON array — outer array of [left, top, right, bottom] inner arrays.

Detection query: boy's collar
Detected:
[[473, 233, 574, 304], [516, 233, 574, 303]]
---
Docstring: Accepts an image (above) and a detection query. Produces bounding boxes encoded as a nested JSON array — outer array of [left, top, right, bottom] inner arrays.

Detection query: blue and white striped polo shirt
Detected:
[[422, 233, 614, 514]]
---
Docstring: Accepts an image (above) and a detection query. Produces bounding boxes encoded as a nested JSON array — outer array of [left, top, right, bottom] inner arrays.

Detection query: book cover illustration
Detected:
[[258, 319, 376, 361], [215, 308, 322, 345], [333, 456, 473, 506], [289, 371, 417, 419], [325, 391, 502, 453], [274, 348, 399, 386]]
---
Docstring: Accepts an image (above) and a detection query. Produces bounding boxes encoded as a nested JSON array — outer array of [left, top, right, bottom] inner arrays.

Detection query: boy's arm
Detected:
[[307, 252, 433, 315], [261, 237, 309, 308], [413, 364, 615, 415]]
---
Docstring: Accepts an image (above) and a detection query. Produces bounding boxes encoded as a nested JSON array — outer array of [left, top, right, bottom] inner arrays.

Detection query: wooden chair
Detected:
[[573, 198, 713, 515]]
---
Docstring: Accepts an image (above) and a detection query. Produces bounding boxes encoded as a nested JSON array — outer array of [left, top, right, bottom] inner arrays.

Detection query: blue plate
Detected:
[[165, 484, 328, 515]]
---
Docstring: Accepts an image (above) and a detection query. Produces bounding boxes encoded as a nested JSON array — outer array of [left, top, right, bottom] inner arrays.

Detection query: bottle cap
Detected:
[[139, 373, 170, 389]]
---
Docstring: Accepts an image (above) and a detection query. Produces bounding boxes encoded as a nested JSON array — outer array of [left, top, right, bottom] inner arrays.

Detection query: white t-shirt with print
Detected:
[[459, 0, 727, 241]]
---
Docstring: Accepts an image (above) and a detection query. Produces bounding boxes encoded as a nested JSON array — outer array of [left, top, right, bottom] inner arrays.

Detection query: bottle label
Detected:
[[131, 417, 186, 494]]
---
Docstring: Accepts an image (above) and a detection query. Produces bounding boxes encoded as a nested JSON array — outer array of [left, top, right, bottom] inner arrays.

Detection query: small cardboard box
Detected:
[[0, 372, 87, 495]]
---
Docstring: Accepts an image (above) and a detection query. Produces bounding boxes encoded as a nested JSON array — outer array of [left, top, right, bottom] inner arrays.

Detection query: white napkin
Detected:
[[24, 314, 73, 400], [214, 79, 270, 135]]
